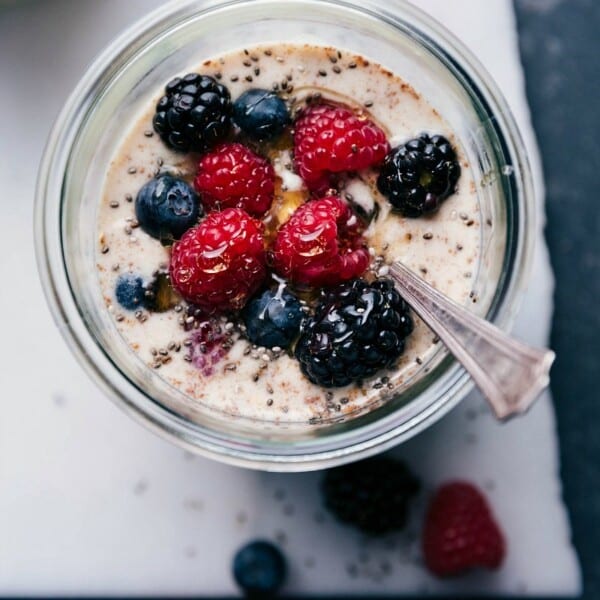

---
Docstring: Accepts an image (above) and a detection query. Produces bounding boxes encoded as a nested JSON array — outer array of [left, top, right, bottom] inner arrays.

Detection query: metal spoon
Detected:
[[389, 261, 555, 420]]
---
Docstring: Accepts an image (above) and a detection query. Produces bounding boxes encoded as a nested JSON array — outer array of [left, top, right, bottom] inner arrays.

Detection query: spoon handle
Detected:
[[389, 261, 555, 420]]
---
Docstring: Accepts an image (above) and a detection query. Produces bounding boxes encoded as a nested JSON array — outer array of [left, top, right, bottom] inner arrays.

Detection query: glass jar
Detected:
[[35, 0, 535, 471]]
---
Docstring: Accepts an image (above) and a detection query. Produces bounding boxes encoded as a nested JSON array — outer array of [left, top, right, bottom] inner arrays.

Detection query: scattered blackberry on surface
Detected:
[[377, 133, 461, 217], [242, 287, 304, 350], [135, 175, 202, 242], [322, 456, 420, 535], [233, 540, 287, 598], [152, 73, 232, 152], [115, 273, 145, 311], [295, 278, 413, 387], [233, 88, 290, 141]]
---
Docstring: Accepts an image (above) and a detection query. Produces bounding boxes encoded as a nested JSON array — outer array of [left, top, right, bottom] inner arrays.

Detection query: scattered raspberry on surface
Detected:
[[194, 142, 275, 217], [169, 208, 266, 312], [293, 103, 390, 191], [423, 481, 506, 577], [271, 196, 369, 287]]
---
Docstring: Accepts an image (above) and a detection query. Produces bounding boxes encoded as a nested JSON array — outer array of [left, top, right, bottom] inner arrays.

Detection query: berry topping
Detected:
[[169, 208, 266, 313], [152, 73, 232, 153], [377, 133, 461, 217], [233, 88, 290, 141], [187, 318, 229, 376], [293, 103, 389, 191], [114, 273, 145, 311], [194, 142, 275, 217], [135, 175, 202, 242], [295, 278, 413, 387], [233, 540, 287, 598], [322, 457, 420, 535], [143, 271, 180, 312], [423, 482, 506, 577], [242, 287, 304, 349], [271, 196, 369, 288]]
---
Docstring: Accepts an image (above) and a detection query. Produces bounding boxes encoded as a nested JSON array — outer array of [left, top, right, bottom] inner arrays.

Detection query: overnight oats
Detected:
[[95, 43, 481, 426]]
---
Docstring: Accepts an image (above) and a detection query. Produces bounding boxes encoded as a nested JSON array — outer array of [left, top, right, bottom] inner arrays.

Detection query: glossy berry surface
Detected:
[[423, 482, 506, 577], [233, 540, 286, 598], [114, 273, 145, 311], [169, 208, 266, 313], [271, 196, 369, 288], [194, 143, 275, 217], [295, 278, 413, 387], [233, 88, 290, 141], [322, 457, 420, 535], [152, 73, 232, 152], [243, 288, 304, 349], [377, 133, 461, 217], [293, 103, 389, 191], [135, 175, 202, 242]]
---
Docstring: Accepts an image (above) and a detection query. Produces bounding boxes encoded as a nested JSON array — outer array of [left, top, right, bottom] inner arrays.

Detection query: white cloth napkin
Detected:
[[0, 0, 581, 595]]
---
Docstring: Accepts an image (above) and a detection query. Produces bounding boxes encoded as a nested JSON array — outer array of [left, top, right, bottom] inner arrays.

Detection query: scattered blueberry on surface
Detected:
[[135, 175, 202, 242], [115, 273, 145, 310], [233, 88, 290, 141], [243, 288, 304, 349], [233, 540, 287, 598]]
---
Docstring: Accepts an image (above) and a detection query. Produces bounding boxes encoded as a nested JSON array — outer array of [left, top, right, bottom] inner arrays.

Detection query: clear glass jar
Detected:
[[35, 0, 535, 471]]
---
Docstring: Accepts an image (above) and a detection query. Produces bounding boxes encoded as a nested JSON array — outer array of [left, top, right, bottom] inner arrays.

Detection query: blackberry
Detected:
[[295, 278, 413, 388], [377, 133, 461, 217], [322, 456, 420, 535], [152, 73, 232, 152]]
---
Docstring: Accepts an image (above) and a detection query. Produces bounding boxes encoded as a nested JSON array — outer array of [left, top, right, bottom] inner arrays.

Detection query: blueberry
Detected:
[[243, 288, 303, 349], [135, 175, 202, 242], [233, 89, 290, 141], [233, 540, 286, 598], [115, 273, 145, 310]]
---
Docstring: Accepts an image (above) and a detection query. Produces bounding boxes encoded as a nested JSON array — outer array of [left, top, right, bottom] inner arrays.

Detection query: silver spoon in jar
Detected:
[[389, 261, 555, 420]]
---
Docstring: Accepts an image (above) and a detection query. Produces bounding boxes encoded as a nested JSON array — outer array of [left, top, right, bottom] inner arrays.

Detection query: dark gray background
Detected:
[[514, 0, 600, 598]]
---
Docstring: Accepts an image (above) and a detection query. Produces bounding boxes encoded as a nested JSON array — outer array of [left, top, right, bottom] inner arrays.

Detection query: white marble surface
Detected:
[[0, 0, 582, 596]]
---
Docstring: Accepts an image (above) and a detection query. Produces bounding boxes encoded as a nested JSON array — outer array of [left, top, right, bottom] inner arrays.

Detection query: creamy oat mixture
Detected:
[[96, 43, 481, 424]]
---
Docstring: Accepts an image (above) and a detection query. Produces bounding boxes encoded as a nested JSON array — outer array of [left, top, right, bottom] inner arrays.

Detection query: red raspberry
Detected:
[[423, 482, 506, 577], [293, 104, 390, 191], [194, 142, 275, 217], [169, 208, 266, 312], [272, 196, 369, 287]]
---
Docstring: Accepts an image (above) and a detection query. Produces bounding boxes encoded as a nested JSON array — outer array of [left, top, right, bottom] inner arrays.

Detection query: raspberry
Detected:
[[194, 143, 275, 217], [271, 196, 369, 287], [169, 208, 266, 312], [293, 103, 389, 191], [423, 482, 506, 577]]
